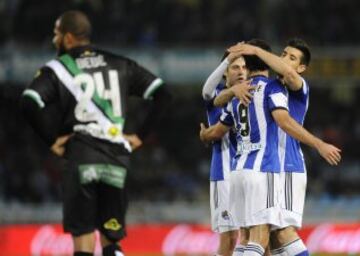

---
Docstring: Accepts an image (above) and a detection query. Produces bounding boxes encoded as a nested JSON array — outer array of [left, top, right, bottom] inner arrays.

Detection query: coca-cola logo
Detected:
[[162, 224, 219, 255], [307, 224, 360, 253], [30, 225, 102, 256]]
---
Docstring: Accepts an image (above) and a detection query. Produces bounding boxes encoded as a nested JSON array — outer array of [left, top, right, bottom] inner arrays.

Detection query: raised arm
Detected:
[[228, 43, 303, 91], [202, 58, 229, 100]]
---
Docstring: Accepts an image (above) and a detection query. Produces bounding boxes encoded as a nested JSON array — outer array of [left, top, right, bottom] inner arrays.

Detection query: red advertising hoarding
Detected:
[[0, 223, 359, 255]]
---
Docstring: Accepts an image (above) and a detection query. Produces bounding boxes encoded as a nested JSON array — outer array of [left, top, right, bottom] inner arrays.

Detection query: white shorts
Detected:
[[278, 171, 307, 229], [230, 170, 282, 229], [210, 180, 237, 233]]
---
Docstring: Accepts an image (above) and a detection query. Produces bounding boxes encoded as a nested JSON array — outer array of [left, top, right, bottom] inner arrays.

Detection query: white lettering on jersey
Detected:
[[76, 55, 107, 69]]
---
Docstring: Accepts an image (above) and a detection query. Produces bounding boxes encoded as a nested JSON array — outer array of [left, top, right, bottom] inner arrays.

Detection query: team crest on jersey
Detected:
[[108, 126, 121, 137], [104, 218, 122, 231], [221, 210, 230, 220]]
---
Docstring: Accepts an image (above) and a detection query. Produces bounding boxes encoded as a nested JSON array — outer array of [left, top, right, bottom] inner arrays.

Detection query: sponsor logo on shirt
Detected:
[[104, 218, 122, 231]]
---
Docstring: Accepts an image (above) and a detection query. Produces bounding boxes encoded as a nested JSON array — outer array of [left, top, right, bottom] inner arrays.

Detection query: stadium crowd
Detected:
[[0, 0, 359, 47]]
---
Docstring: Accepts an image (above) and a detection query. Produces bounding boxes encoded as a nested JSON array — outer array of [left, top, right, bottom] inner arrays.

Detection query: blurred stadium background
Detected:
[[0, 0, 359, 255]]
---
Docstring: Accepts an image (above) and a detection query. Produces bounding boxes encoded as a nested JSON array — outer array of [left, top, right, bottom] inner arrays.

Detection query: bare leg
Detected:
[[239, 224, 270, 256], [73, 232, 96, 253], [248, 224, 270, 249], [270, 227, 308, 255], [218, 230, 238, 256], [238, 228, 249, 246]]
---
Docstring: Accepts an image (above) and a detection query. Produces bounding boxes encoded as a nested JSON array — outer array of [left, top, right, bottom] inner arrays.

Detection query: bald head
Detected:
[[58, 10, 92, 41]]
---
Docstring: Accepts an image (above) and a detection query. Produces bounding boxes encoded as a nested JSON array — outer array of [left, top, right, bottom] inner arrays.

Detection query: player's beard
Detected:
[[56, 39, 67, 56]]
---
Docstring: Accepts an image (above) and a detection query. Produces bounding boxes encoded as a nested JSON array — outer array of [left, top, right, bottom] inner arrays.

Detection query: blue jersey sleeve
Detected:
[[204, 83, 225, 108], [267, 80, 289, 112], [288, 77, 309, 103], [220, 102, 234, 127]]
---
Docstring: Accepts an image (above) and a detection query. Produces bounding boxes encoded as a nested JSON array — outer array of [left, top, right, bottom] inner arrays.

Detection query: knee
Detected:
[[73, 232, 96, 252], [274, 227, 299, 245], [226, 231, 239, 251], [229, 231, 238, 249], [219, 231, 238, 255], [258, 235, 270, 249], [239, 228, 249, 246], [249, 225, 270, 249]]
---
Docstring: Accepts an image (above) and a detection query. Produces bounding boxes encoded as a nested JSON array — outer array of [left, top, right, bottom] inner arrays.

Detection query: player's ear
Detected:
[[63, 32, 75, 49], [223, 68, 228, 80], [297, 64, 306, 74]]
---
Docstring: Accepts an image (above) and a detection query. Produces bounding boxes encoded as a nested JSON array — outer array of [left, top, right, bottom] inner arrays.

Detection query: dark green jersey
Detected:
[[22, 45, 165, 157]]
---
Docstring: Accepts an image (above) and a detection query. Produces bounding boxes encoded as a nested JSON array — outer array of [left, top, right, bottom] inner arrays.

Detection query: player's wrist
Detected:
[[229, 86, 237, 95], [253, 46, 261, 56], [314, 138, 324, 150]]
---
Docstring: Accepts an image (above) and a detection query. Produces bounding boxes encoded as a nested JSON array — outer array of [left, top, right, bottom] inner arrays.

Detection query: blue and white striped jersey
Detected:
[[220, 76, 288, 173], [205, 83, 237, 181], [278, 78, 309, 173]]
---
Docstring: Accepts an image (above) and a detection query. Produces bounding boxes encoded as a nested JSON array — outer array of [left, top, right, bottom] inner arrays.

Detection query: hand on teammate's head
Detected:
[[228, 43, 258, 56], [228, 52, 244, 63]]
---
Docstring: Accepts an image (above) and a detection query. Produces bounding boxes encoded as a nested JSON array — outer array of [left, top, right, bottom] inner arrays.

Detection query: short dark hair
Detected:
[[244, 39, 272, 72], [287, 38, 311, 66], [59, 10, 92, 40], [220, 51, 229, 80]]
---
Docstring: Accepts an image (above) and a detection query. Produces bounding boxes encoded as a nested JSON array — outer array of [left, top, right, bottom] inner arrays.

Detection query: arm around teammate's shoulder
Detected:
[[282, 68, 303, 91], [213, 87, 234, 107], [254, 46, 303, 91]]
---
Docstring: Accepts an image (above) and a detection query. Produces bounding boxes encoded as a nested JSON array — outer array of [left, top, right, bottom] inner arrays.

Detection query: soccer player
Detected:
[[221, 39, 283, 256], [20, 11, 170, 256], [206, 38, 340, 255], [200, 51, 248, 256], [203, 39, 278, 255]]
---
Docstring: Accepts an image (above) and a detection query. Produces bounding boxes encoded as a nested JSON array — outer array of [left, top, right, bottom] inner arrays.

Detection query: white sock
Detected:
[[243, 242, 265, 256], [232, 244, 246, 256], [271, 246, 287, 256], [283, 238, 308, 256]]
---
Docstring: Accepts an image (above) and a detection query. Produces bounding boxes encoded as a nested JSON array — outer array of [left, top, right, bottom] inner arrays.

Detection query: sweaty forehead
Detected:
[[284, 46, 303, 59]]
